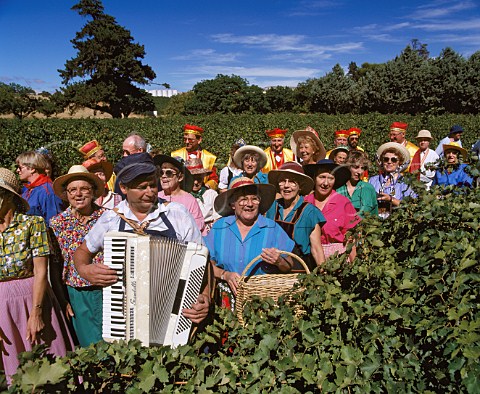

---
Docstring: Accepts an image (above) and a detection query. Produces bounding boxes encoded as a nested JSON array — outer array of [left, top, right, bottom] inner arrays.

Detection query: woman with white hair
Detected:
[[230, 145, 269, 185]]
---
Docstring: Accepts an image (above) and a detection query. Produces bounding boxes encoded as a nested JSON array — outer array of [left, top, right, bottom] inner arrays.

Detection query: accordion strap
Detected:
[[112, 201, 170, 236]]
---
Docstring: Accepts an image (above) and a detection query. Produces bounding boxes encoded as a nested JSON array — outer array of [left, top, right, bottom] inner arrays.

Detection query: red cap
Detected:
[[390, 122, 408, 133], [183, 124, 204, 136], [335, 130, 349, 138], [79, 140, 102, 159], [266, 128, 287, 139], [348, 127, 362, 137]]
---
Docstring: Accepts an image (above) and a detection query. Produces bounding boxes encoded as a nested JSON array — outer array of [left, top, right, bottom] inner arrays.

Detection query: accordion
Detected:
[[102, 231, 209, 347]]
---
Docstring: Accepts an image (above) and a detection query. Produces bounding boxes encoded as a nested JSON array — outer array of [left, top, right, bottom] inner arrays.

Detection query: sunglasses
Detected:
[[160, 169, 178, 178], [382, 157, 399, 163]]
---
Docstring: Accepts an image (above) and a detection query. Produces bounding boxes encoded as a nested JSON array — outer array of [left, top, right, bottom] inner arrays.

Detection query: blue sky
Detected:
[[1, 0, 479, 93]]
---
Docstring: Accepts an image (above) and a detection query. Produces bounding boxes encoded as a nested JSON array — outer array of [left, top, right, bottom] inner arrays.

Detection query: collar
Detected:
[[116, 198, 165, 224]]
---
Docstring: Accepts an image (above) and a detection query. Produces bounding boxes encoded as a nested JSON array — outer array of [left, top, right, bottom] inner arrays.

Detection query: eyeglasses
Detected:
[[184, 137, 197, 143], [160, 169, 178, 178], [349, 137, 359, 141], [382, 157, 399, 163], [66, 186, 93, 195], [237, 196, 261, 206]]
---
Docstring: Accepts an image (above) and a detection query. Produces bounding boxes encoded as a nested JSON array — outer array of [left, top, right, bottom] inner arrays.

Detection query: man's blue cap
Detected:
[[114, 152, 156, 184], [449, 125, 464, 135]]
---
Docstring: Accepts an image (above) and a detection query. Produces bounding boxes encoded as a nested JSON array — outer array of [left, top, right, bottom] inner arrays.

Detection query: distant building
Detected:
[[147, 89, 179, 98]]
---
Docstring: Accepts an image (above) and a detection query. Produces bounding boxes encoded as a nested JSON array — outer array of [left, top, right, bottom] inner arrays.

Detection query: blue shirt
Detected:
[[432, 164, 473, 188], [369, 174, 417, 200], [230, 171, 269, 186], [22, 182, 64, 225], [265, 196, 326, 255], [204, 215, 295, 276]]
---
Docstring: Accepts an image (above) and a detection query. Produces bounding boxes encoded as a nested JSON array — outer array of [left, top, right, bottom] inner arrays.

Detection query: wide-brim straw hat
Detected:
[[328, 146, 350, 160], [53, 165, 104, 200], [0, 168, 30, 211], [82, 158, 114, 182], [290, 128, 326, 161], [268, 161, 314, 196], [376, 142, 410, 165], [214, 177, 276, 217], [415, 129, 433, 141], [443, 143, 468, 161], [185, 157, 212, 176], [233, 145, 268, 169], [304, 159, 351, 189], [153, 154, 194, 192]]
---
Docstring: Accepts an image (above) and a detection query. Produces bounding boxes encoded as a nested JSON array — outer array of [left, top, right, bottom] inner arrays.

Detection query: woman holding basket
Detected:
[[205, 177, 295, 309]]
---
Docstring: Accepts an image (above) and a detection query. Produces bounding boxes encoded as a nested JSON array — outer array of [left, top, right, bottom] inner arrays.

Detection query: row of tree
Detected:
[[1, 0, 479, 119]]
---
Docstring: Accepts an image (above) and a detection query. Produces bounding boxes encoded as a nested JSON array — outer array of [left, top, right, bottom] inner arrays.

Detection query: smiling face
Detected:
[[231, 192, 261, 225], [444, 149, 459, 164], [184, 133, 201, 152], [332, 151, 348, 164], [270, 138, 285, 154], [159, 163, 182, 193], [381, 150, 401, 174], [242, 154, 259, 177], [120, 173, 158, 214], [389, 131, 405, 144], [298, 142, 315, 164], [314, 170, 335, 199], [278, 176, 300, 202], [349, 162, 367, 182], [65, 179, 95, 213]]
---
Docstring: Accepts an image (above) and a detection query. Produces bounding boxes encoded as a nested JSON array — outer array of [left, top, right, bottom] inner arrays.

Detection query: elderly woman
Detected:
[[304, 160, 361, 261], [50, 165, 106, 347], [218, 139, 246, 192], [82, 157, 122, 209], [266, 161, 326, 271], [432, 143, 473, 188], [369, 143, 416, 219], [16, 150, 64, 224], [0, 168, 73, 385], [154, 154, 206, 235], [230, 145, 269, 184], [328, 146, 349, 165], [290, 127, 326, 166], [337, 151, 378, 218], [206, 177, 295, 309], [186, 158, 221, 233]]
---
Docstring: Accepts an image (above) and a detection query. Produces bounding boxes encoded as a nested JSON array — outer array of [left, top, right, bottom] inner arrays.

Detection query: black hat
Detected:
[[115, 153, 156, 184], [153, 154, 194, 192], [304, 159, 350, 189]]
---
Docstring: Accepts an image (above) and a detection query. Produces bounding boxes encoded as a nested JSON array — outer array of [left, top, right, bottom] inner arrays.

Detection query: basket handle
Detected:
[[239, 250, 311, 280]]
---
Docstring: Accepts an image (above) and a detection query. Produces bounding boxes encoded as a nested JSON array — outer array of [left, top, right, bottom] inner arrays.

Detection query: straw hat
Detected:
[[290, 126, 326, 160], [415, 130, 433, 141], [185, 157, 212, 176], [0, 168, 30, 211], [53, 165, 104, 199], [268, 161, 314, 196], [82, 158, 114, 182], [304, 159, 351, 189], [443, 143, 468, 161], [233, 145, 268, 169], [376, 142, 410, 165], [214, 177, 276, 217], [153, 154, 194, 192]]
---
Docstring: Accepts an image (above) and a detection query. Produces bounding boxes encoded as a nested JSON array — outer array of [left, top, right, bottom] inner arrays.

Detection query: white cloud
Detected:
[[411, 1, 476, 20], [172, 48, 241, 63]]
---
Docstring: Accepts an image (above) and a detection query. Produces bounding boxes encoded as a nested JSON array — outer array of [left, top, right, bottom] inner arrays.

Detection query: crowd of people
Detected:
[[0, 121, 477, 385]]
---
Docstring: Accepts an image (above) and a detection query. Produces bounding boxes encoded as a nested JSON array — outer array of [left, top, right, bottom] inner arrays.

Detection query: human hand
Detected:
[[66, 303, 75, 321], [182, 293, 210, 324], [77, 263, 118, 287], [26, 313, 45, 343], [223, 271, 241, 296], [260, 248, 282, 265]]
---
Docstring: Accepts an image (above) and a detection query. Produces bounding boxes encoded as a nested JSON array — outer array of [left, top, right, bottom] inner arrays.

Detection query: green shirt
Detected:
[[0, 213, 50, 280], [337, 181, 379, 218]]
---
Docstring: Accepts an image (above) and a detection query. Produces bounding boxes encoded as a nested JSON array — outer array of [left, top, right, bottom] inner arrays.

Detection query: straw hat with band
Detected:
[[328, 146, 350, 160], [443, 143, 468, 161], [82, 158, 114, 182], [214, 177, 276, 217], [415, 129, 433, 141], [53, 165, 104, 200], [0, 168, 30, 211], [233, 145, 268, 169], [304, 159, 351, 190], [185, 157, 212, 176], [268, 161, 314, 196], [153, 154, 194, 192], [376, 142, 410, 165], [290, 127, 326, 161]]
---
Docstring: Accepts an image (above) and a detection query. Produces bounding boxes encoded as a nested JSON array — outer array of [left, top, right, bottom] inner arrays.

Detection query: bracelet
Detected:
[[34, 304, 42, 309], [220, 270, 226, 281]]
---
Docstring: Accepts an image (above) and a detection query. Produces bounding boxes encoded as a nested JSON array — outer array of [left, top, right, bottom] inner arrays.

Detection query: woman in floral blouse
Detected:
[[50, 165, 106, 347], [0, 168, 73, 385]]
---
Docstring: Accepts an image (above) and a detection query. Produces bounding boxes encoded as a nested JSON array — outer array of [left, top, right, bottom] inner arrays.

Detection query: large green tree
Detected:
[[58, 0, 156, 118], [0, 82, 37, 119]]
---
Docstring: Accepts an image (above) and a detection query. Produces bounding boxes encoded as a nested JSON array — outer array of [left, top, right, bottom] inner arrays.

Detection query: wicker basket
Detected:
[[235, 251, 310, 325]]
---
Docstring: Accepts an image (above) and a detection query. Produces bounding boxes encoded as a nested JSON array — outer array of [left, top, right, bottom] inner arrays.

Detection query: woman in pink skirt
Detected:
[[0, 168, 74, 385]]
